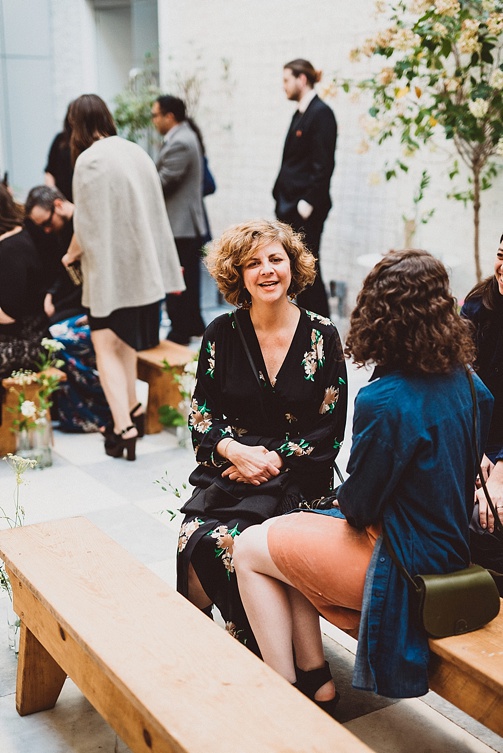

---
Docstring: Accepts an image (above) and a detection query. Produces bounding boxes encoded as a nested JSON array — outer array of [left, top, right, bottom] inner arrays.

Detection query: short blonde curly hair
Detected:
[[205, 219, 316, 307]]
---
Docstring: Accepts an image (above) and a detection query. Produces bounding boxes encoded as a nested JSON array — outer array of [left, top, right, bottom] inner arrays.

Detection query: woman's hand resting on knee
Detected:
[[220, 443, 282, 486]]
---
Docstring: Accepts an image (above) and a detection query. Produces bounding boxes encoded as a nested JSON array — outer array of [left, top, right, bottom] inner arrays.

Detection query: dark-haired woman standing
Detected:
[[462, 237, 503, 583], [62, 94, 184, 459], [234, 249, 493, 711]]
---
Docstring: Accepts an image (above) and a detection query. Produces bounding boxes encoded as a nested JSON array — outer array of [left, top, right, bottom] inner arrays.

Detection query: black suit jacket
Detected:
[[273, 95, 337, 223]]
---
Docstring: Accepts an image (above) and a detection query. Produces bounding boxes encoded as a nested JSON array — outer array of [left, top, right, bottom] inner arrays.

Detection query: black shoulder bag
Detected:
[[383, 368, 500, 639]]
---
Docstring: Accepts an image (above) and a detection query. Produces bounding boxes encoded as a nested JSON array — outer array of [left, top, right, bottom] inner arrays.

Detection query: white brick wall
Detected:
[[157, 0, 503, 304]]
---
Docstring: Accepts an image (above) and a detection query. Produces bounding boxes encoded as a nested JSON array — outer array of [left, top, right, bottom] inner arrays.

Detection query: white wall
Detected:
[[157, 0, 503, 303]]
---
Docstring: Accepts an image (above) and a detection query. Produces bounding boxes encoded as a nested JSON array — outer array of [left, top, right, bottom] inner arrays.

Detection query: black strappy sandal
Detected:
[[130, 403, 145, 438], [104, 425, 137, 461], [295, 661, 340, 717]]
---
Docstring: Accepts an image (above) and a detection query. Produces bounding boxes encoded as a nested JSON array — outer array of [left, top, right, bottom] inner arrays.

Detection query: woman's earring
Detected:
[[240, 289, 252, 309]]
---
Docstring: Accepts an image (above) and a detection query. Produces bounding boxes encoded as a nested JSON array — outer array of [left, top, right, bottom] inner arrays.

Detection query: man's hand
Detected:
[[44, 293, 55, 318]]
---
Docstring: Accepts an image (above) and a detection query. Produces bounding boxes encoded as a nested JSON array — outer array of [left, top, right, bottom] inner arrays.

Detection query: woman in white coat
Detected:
[[62, 94, 184, 460]]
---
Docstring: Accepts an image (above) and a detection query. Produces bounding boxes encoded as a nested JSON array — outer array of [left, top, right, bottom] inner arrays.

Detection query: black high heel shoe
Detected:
[[104, 425, 137, 461], [295, 661, 340, 717], [129, 403, 145, 438]]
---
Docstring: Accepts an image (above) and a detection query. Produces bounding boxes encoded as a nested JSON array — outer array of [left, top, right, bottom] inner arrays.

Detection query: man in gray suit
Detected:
[[152, 95, 206, 344]]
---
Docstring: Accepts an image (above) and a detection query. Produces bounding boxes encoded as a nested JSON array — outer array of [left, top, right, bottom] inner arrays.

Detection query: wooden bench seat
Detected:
[[136, 340, 195, 435], [428, 609, 503, 736], [0, 517, 372, 753], [0, 368, 66, 456]]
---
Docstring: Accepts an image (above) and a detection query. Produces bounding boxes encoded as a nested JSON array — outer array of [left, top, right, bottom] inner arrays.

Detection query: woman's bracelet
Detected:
[[220, 438, 235, 459]]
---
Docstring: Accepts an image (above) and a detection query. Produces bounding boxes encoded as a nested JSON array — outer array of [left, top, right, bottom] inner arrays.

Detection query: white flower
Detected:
[[496, 137, 503, 156], [458, 31, 480, 55], [361, 115, 383, 138], [368, 172, 382, 186], [487, 13, 503, 36], [444, 78, 460, 92], [433, 22, 448, 36], [409, 0, 432, 12], [490, 69, 503, 91], [468, 98, 489, 119], [20, 401, 37, 418], [434, 0, 460, 16], [41, 338, 65, 352]]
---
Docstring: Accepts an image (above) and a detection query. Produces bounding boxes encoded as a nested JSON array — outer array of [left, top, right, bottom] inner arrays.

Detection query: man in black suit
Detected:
[[273, 59, 337, 318]]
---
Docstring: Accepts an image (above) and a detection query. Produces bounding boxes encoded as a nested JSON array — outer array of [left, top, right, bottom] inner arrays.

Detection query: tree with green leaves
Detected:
[[339, 0, 503, 280]]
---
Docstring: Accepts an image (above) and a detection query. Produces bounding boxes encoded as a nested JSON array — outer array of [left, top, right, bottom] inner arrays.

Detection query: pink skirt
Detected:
[[268, 512, 380, 635]]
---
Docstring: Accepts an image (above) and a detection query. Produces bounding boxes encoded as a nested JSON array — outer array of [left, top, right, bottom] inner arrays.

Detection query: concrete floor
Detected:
[[0, 284, 502, 753]]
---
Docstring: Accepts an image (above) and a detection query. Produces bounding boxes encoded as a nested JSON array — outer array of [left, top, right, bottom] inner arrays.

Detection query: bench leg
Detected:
[[16, 622, 67, 716]]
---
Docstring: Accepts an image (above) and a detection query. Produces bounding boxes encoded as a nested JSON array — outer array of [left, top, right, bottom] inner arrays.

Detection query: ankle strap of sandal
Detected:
[[120, 425, 136, 436], [295, 661, 333, 700]]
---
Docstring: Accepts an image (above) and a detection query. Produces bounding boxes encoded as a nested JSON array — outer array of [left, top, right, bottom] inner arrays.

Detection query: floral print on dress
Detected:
[[189, 398, 213, 433], [225, 621, 247, 643], [302, 329, 325, 381], [206, 341, 215, 378], [278, 438, 314, 457], [306, 310, 333, 327], [209, 523, 240, 579], [178, 518, 204, 552], [319, 385, 340, 415], [285, 413, 297, 423]]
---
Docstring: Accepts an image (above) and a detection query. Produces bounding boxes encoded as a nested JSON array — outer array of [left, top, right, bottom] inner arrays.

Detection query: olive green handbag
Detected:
[[383, 369, 501, 639]]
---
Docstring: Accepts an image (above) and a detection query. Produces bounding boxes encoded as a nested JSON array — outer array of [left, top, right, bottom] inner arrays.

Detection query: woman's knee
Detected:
[[234, 520, 276, 573]]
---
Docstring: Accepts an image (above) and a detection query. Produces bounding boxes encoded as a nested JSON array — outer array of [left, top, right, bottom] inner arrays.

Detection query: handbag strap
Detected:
[[233, 311, 263, 390], [382, 366, 501, 586], [233, 309, 344, 488]]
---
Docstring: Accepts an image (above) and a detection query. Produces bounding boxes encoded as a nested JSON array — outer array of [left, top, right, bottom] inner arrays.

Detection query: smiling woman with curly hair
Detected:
[[234, 248, 493, 711], [176, 219, 347, 657]]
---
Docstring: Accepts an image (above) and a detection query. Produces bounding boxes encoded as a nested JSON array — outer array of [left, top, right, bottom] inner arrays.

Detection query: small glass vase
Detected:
[[6, 600, 20, 653], [176, 399, 192, 449], [16, 417, 52, 469]]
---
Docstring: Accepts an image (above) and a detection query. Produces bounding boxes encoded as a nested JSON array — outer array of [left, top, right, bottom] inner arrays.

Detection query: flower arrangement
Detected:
[[9, 338, 65, 432], [159, 353, 199, 428], [336, 0, 503, 280]]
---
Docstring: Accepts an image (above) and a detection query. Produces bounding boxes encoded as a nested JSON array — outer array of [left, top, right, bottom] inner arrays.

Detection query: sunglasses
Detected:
[[39, 203, 55, 229]]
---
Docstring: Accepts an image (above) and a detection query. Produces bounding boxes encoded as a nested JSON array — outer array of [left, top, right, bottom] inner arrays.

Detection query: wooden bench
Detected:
[[428, 611, 503, 736], [0, 368, 66, 456], [0, 517, 372, 753], [136, 340, 195, 435]]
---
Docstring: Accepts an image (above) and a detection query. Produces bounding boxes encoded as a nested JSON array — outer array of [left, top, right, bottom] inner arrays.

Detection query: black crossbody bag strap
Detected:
[[233, 311, 263, 390], [232, 310, 344, 487]]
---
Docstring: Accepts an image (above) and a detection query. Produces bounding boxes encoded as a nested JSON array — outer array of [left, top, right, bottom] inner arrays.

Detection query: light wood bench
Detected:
[[0, 368, 66, 456], [136, 340, 195, 435], [428, 610, 503, 736], [0, 517, 372, 753]]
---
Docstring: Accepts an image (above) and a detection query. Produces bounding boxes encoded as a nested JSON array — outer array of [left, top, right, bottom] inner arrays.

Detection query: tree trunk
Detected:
[[473, 166, 482, 283]]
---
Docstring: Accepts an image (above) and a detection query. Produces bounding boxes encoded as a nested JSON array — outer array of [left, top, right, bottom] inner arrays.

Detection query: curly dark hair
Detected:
[[345, 249, 475, 374], [205, 219, 316, 307]]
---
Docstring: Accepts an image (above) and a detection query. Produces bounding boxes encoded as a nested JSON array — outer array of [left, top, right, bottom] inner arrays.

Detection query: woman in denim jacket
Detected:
[[234, 249, 494, 711]]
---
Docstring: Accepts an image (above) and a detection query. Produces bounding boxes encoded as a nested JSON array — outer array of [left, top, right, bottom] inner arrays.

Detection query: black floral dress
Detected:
[[176, 307, 347, 653]]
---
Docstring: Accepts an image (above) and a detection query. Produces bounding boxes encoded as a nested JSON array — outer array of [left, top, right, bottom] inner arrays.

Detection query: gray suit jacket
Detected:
[[155, 121, 206, 239]]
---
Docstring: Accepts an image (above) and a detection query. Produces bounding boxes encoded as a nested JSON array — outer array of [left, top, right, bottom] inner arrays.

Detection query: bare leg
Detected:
[[234, 518, 336, 700], [91, 328, 138, 437], [187, 563, 212, 609]]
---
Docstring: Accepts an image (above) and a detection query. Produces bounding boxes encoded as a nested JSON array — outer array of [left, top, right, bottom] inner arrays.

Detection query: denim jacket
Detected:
[[337, 367, 493, 697]]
